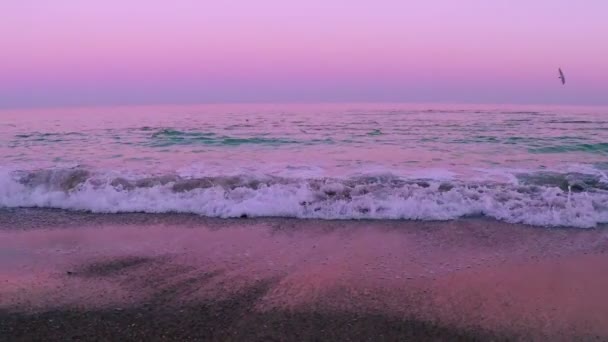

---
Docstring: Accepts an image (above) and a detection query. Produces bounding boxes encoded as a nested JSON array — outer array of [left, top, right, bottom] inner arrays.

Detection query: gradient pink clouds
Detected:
[[1, 0, 607, 107]]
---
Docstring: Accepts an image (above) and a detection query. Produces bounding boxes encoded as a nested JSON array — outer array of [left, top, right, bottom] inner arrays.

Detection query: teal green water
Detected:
[[2, 104, 608, 177]]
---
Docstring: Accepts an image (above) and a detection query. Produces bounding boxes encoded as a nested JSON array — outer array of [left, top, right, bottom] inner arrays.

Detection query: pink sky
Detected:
[[1, 0, 607, 107]]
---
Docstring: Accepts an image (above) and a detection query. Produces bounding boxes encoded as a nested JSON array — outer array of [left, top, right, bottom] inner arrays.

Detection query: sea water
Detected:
[[1, 103, 607, 228]]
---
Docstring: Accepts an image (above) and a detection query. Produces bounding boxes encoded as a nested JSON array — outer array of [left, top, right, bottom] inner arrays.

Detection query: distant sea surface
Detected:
[[1, 103, 607, 228]]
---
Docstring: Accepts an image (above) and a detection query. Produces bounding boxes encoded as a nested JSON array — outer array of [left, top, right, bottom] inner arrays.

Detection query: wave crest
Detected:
[[2, 167, 608, 228]]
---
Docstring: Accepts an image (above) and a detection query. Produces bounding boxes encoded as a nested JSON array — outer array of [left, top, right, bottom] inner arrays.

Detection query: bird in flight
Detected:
[[558, 68, 566, 85]]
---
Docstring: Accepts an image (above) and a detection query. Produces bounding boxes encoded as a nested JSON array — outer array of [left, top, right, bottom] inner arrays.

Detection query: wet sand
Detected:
[[2, 209, 608, 341]]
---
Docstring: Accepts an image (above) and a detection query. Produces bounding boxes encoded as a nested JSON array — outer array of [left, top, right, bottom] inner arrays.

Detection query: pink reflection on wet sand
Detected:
[[2, 218, 608, 338]]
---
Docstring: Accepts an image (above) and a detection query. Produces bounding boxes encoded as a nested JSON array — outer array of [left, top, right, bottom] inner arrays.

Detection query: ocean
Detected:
[[1, 103, 608, 228]]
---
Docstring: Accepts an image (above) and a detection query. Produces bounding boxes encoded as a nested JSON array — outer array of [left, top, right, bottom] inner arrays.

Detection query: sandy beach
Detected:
[[1, 209, 608, 341]]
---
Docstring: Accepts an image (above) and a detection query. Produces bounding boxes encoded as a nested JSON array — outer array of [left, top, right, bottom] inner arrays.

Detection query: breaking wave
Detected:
[[1, 167, 608, 228], [148, 129, 306, 147]]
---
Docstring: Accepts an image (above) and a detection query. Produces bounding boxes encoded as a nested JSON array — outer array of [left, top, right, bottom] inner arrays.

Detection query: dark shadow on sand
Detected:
[[0, 280, 505, 342], [68, 256, 156, 278]]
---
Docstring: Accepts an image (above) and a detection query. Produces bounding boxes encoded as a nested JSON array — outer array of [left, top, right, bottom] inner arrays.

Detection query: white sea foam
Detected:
[[1, 167, 608, 228]]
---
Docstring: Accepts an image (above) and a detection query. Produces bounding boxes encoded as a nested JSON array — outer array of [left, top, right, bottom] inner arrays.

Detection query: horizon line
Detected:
[[2, 100, 608, 111]]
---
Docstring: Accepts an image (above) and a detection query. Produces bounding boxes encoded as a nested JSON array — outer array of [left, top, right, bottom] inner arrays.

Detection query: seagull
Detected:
[[558, 68, 566, 85]]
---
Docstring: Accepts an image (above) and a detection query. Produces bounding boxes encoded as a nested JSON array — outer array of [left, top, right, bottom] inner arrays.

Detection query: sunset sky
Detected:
[[1, 0, 607, 108]]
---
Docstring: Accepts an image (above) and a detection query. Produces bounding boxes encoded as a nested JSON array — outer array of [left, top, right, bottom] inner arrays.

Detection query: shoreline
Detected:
[[2, 209, 608, 340], [3, 207, 606, 231]]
